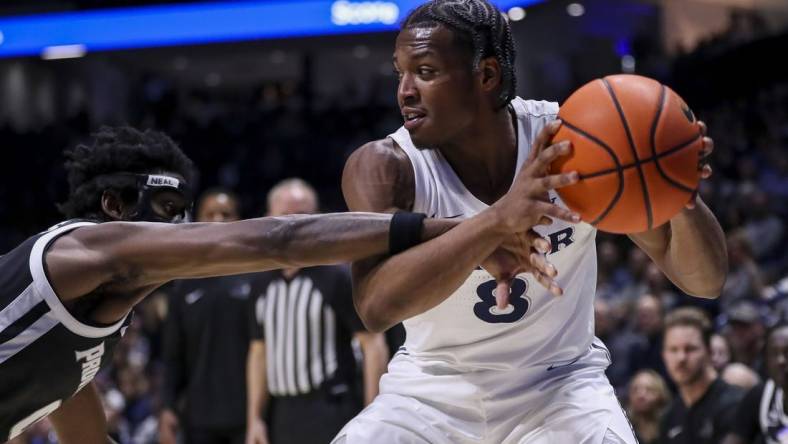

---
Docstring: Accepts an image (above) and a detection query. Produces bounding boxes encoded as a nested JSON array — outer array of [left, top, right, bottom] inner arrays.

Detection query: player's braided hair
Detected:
[[402, 0, 516, 108], [59, 126, 195, 220]]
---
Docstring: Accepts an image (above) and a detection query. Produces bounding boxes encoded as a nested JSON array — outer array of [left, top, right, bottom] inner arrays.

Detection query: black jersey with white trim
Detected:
[[0, 220, 130, 441], [731, 380, 788, 444]]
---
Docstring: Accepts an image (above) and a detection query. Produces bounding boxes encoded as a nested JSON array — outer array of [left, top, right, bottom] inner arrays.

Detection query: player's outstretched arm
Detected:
[[628, 122, 727, 298], [46, 211, 446, 304], [343, 124, 580, 332]]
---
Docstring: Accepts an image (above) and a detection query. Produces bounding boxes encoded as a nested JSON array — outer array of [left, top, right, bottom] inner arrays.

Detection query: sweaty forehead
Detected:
[[394, 25, 459, 59]]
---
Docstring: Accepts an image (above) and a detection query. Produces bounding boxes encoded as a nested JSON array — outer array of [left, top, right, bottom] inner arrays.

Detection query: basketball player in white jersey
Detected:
[[333, 1, 727, 443], [0, 126, 566, 444]]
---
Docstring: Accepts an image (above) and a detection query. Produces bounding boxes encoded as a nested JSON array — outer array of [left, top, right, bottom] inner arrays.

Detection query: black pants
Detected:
[[184, 425, 246, 444], [268, 390, 361, 444]]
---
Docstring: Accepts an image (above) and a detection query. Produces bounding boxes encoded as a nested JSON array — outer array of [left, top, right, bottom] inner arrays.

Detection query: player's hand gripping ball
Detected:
[[550, 74, 706, 234]]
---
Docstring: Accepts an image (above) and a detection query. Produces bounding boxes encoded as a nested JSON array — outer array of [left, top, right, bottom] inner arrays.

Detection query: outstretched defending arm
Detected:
[[46, 212, 451, 305]]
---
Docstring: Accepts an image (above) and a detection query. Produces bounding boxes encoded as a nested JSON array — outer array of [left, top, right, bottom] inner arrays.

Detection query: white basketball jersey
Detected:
[[390, 97, 599, 371]]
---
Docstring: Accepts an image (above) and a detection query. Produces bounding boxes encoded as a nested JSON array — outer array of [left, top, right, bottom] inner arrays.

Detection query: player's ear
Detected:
[[100, 190, 128, 221], [479, 56, 502, 93]]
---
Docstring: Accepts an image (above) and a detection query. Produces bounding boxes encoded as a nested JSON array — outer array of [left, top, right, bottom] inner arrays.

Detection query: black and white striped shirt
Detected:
[[0, 220, 129, 441], [248, 266, 363, 397]]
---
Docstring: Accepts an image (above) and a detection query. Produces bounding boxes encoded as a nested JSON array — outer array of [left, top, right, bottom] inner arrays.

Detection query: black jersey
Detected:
[[658, 378, 744, 444], [162, 274, 253, 429], [0, 221, 129, 441], [730, 380, 788, 444]]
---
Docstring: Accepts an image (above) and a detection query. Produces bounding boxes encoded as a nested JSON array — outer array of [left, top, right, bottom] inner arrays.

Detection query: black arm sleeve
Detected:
[[729, 383, 764, 441]]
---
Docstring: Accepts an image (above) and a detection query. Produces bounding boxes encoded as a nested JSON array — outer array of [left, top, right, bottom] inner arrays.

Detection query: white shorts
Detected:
[[332, 339, 637, 444]]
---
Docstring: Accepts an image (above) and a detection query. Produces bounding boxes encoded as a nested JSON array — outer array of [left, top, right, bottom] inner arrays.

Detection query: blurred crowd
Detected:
[[0, 74, 402, 250], [593, 77, 788, 442], [3, 28, 788, 444]]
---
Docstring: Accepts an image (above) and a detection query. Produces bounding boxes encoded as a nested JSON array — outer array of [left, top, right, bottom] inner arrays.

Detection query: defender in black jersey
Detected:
[[0, 126, 566, 444], [723, 324, 788, 444]]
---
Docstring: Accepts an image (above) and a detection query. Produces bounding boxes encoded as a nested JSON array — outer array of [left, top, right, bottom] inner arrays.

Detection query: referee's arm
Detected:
[[246, 340, 270, 444]]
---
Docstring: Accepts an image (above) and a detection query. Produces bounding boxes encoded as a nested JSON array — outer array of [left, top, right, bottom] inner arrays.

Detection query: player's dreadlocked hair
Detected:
[[402, 0, 516, 108], [59, 126, 195, 220]]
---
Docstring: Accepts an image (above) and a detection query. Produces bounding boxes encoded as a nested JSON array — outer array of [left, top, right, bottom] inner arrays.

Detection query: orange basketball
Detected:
[[550, 74, 703, 234]]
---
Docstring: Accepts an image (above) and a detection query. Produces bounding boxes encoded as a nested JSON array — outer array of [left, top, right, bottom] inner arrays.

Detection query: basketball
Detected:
[[550, 74, 704, 234]]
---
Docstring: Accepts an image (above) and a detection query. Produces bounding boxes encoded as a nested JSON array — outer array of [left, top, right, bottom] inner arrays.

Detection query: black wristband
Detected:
[[389, 211, 426, 255]]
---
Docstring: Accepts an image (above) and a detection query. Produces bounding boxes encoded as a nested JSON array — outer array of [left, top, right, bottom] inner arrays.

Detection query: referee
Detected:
[[159, 189, 252, 444], [245, 179, 388, 444]]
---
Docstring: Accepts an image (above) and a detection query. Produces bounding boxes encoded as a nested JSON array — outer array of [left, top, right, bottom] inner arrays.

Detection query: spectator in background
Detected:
[[89, 308, 159, 444], [759, 147, 788, 206], [617, 248, 652, 306], [769, 276, 788, 321], [595, 298, 647, 393], [742, 190, 784, 264], [627, 370, 671, 444], [721, 230, 764, 310], [645, 263, 680, 311], [118, 365, 157, 443], [710, 333, 732, 372], [596, 239, 629, 303], [596, 299, 631, 391], [659, 307, 744, 444], [722, 323, 788, 444], [246, 179, 389, 444], [594, 299, 614, 342], [630, 294, 670, 382], [159, 189, 252, 444], [725, 300, 767, 375], [104, 388, 131, 444], [721, 363, 760, 390]]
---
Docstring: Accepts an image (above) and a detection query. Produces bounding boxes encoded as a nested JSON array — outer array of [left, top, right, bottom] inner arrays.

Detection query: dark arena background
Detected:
[[0, 0, 786, 443]]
